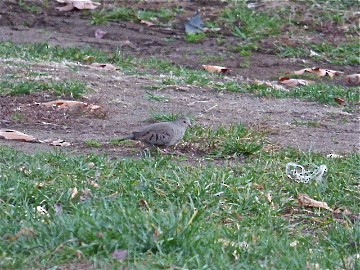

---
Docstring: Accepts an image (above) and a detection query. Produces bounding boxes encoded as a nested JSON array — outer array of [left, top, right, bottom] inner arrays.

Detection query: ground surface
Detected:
[[0, 0, 359, 156]]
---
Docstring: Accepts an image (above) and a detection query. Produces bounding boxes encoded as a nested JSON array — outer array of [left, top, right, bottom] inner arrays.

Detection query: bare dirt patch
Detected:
[[0, 1, 359, 156]]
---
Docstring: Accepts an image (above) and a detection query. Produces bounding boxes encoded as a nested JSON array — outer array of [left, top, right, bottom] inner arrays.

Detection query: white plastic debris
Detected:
[[286, 162, 327, 183]]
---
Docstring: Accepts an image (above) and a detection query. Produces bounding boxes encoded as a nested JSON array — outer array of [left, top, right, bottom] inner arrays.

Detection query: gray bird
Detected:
[[118, 117, 191, 146]]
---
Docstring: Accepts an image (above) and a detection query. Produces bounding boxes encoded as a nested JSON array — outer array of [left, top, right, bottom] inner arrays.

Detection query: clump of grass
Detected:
[[91, 7, 177, 25], [278, 41, 360, 65], [246, 82, 360, 105], [149, 112, 185, 122], [85, 140, 103, 148], [221, 3, 282, 53], [185, 33, 207, 43], [185, 124, 264, 157], [145, 92, 171, 102], [18, 0, 45, 14], [0, 80, 88, 97]]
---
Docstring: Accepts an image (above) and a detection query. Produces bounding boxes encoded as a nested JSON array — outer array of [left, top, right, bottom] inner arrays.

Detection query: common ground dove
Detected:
[[118, 117, 191, 146]]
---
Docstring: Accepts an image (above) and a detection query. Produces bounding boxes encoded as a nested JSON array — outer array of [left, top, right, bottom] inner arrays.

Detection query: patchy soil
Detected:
[[0, 0, 359, 156]]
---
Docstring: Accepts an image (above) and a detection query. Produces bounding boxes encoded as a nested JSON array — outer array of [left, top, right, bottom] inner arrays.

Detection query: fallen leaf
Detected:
[[140, 20, 155, 26], [345, 74, 360, 86], [293, 67, 343, 78], [39, 100, 88, 109], [88, 180, 100, 188], [88, 104, 101, 112], [298, 194, 332, 211], [70, 187, 78, 199], [253, 80, 287, 91], [253, 183, 264, 190], [36, 206, 50, 216], [139, 199, 149, 210], [56, 0, 100, 11], [50, 139, 71, 147], [279, 77, 315, 87], [5, 227, 36, 241], [112, 249, 128, 261], [202, 65, 230, 74], [0, 129, 39, 142], [95, 29, 107, 39], [90, 63, 119, 71], [334, 97, 346, 105], [333, 208, 352, 215], [266, 193, 273, 203]]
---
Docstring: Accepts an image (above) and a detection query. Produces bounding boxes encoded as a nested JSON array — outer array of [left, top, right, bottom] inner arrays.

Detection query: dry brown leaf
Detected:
[[4, 227, 36, 241], [88, 180, 100, 188], [56, 0, 100, 11], [70, 187, 78, 199], [294, 67, 343, 78], [298, 194, 332, 211], [90, 63, 119, 71], [253, 183, 264, 190], [40, 100, 88, 109], [139, 199, 150, 210], [50, 139, 71, 147], [0, 129, 39, 142], [140, 20, 155, 26], [95, 29, 107, 39], [345, 74, 360, 86], [266, 193, 273, 203], [333, 208, 352, 215], [202, 65, 230, 74], [279, 77, 315, 87], [334, 97, 346, 105], [88, 104, 101, 112]]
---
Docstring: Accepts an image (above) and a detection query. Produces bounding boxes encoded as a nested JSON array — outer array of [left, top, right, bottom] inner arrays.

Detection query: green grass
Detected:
[[185, 33, 207, 43], [0, 42, 357, 106], [18, 0, 45, 14], [0, 80, 88, 97], [246, 82, 360, 106], [90, 7, 177, 25], [0, 146, 358, 269], [221, 2, 282, 54], [84, 140, 103, 148], [145, 92, 171, 102], [185, 124, 264, 157], [149, 112, 184, 122], [278, 41, 360, 65]]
